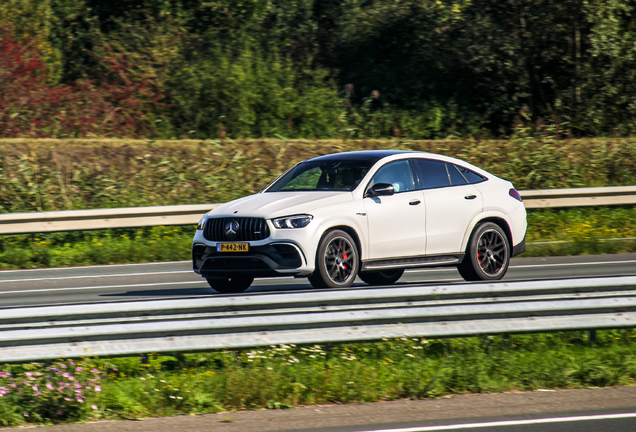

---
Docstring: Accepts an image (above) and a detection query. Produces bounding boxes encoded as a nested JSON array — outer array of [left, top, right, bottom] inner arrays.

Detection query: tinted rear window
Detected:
[[455, 165, 486, 184], [447, 163, 468, 185]]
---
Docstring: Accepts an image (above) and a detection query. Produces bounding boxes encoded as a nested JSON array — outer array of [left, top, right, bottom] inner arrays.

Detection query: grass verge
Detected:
[[0, 226, 192, 270], [0, 206, 635, 269], [2, 331, 636, 426], [524, 206, 636, 256]]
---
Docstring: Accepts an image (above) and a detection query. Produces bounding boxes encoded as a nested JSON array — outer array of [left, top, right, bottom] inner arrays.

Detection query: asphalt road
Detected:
[[1, 253, 636, 308]]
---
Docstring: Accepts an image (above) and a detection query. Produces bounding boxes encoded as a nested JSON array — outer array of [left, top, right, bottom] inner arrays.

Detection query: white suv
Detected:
[[192, 150, 527, 293]]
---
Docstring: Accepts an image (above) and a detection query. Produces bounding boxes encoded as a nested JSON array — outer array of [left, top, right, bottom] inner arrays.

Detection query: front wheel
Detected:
[[206, 276, 254, 293], [358, 269, 404, 286], [308, 230, 359, 289], [458, 222, 510, 282]]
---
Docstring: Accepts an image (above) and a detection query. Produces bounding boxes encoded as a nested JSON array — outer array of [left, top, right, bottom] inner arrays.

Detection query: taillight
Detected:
[[509, 188, 523, 202]]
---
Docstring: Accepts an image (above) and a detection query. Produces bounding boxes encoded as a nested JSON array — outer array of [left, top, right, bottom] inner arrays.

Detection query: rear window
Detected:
[[455, 164, 487, 184], [447, 163, 468, 186]]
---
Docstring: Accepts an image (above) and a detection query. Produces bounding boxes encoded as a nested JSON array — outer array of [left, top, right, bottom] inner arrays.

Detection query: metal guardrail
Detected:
[[520, 185, 636, 208], [0, 204, 219, 234], [1, 276, 635, 362], [0, 186, 634, 235]]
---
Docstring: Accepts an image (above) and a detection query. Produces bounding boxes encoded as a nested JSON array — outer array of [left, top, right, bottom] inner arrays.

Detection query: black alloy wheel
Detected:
[[458, 222, 510, 282], [206, 276, 254, 293], [358, 269, 404, 286], [308, 230, 359, 288]]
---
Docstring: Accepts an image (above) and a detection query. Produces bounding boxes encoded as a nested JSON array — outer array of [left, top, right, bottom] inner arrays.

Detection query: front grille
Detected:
[[203, 217, 270, 241]]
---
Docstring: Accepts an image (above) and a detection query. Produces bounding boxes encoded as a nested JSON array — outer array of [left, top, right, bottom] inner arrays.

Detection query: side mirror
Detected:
[[365, 183, 395, 198]]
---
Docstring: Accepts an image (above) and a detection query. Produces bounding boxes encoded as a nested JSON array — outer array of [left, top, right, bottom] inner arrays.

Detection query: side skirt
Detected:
[[361, 254, 464, 271]]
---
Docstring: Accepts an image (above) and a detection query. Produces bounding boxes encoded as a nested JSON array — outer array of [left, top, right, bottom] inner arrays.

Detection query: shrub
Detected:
[[0, 360, 102, 424], [0, 28, 160, 139]]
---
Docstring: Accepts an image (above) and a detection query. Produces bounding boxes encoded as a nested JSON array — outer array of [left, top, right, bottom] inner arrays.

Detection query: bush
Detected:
[[0, 28, 160, 139], [0, 360, 102, 425]]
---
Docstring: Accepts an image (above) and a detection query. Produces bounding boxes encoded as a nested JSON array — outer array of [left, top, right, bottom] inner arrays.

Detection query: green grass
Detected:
[[0, 226, 193, 270], [2, 331, 636, 426], [523, 206, 636, 256]]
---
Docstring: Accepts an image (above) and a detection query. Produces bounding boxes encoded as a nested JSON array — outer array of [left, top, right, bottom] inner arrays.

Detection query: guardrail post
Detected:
[[588, 330, 597, 344], [140, 353, 149, 367]]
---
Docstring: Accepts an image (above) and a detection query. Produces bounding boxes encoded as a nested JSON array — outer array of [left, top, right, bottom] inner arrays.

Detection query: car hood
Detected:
[[208, 191, 353, 218]]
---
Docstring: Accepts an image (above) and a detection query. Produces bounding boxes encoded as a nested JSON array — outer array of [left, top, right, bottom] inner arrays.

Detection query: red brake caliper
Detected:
[[341, 246, 347, 269]]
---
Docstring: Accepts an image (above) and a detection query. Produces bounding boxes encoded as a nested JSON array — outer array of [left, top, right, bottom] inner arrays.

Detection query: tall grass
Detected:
[[0, 137, 635, 213]]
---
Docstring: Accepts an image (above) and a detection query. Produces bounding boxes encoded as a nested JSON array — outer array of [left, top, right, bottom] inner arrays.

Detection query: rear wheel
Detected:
[[206, 276, 254, 293], [458, 222, 510, 282], [308, 230, 359, 289], [358, 269, 404, 286]]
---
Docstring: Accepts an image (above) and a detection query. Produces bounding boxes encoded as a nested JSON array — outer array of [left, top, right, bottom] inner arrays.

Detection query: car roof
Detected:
[[306, 150, 415, 163], [303, 150, 494, 179]]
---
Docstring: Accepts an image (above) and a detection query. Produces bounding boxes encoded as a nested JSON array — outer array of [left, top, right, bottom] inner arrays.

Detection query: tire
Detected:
[[206, 276, 254, 293], [358, 269, 404, 286], [308, 230, 359, 288], [458, 222, 510, 282]]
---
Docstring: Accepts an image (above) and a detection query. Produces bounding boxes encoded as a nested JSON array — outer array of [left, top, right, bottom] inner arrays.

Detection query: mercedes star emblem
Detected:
[[225, 219, 239, 239]]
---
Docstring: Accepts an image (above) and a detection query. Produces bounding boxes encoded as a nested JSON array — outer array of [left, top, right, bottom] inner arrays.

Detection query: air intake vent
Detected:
[[203, 218, 270, 241]]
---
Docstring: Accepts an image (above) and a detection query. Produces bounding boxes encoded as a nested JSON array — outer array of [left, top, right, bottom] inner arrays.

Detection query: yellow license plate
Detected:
[[217, 243, 249, 252]]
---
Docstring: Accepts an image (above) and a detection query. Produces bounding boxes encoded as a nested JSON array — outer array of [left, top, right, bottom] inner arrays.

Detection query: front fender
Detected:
[[304, 215, 368, 270]]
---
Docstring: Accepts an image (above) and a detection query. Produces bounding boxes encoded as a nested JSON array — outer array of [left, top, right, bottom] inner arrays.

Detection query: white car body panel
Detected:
[[364, 190, 427, 259], [422, 184, 483, 255], [209, 191, 353, 219]]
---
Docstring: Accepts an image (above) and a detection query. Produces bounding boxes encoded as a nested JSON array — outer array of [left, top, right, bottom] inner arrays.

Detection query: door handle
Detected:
[[409, 200, 421, 205], [464, 195, 477, 200]]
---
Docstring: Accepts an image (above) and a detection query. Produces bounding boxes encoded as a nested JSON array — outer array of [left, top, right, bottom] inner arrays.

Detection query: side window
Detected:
[[455, 164, 487, 184], [415, 159, 451, 189], [368, 160, 414, 193], [447, 163, 468, 186]]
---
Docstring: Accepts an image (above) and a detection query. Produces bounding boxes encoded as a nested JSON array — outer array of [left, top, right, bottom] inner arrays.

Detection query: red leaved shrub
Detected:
[[0, 28, 160, 138]]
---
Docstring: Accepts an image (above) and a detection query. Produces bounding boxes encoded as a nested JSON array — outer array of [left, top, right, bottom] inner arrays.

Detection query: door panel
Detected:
[[363, 159, 426, 259], [423, 185, 483, 255], [364, 190, 427, 259]]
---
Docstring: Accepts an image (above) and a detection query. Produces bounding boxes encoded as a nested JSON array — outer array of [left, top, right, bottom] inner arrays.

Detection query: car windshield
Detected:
[[266, 159, 375, 192]]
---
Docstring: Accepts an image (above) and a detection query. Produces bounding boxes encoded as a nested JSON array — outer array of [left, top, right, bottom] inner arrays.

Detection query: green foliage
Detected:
[[166, 45, 342, 139], [3, 332, 636, 426], [582, 0, 636, 135], [3, 0, 636, 138]]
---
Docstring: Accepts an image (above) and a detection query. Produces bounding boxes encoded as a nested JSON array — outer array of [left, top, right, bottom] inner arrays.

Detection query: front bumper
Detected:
[[193, 242, 308, 278]]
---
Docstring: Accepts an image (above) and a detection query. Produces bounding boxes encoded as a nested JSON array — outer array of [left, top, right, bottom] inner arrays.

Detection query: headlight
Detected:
[[196, 217, 207, 231], [272, 214, 313, 229]]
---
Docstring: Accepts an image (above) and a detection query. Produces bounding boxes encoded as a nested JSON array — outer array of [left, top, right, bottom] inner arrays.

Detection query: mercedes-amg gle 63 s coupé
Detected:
[[192, 150, 527, 293]]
